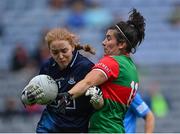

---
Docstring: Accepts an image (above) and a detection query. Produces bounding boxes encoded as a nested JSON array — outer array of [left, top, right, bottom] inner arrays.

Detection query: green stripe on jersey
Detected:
[[112, 55, 139, 87], [89, 99, 128, 133]]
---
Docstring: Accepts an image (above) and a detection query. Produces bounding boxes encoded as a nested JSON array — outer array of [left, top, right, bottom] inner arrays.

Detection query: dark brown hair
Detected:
[[109, 8, 146, 54]]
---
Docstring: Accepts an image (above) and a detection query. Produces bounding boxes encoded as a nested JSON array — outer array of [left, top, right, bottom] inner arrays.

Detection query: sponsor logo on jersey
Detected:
[[96, 63, 111, 73]]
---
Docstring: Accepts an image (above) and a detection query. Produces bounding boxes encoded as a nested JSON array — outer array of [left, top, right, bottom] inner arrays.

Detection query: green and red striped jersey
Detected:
[[89, 55, 139, 133]]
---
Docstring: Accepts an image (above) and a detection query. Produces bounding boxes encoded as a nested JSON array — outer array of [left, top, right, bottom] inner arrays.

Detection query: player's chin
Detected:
[[104, 53, 109, 56], [59, 63, 68, 70], [103, 50, 110, 55]]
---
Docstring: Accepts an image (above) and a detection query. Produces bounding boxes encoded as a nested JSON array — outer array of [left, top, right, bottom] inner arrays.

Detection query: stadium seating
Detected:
[[0, 0, 180, 132]]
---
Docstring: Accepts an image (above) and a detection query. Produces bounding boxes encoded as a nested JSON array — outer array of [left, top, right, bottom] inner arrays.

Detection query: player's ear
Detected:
[[118, 42, 126, 49], [72, 46, 75, 51], [71, 44, 75, 51]]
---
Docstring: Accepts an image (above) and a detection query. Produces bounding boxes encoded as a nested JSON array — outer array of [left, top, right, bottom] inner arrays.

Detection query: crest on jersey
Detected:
[[68, 77, 76, 85]]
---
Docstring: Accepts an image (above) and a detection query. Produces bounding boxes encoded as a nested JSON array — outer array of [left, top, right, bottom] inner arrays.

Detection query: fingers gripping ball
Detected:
[[29, 75, 58, 105], [22, 75, 58, 105], [21, 84, 37, 105]]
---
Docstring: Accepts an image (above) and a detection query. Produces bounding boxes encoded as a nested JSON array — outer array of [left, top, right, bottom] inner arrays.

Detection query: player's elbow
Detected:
[[146, 111, 155, 123]]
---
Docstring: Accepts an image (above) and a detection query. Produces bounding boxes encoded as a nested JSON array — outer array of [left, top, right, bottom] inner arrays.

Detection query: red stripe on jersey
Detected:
[[93, 56, 119, 81], [101, 82, 135, 105]]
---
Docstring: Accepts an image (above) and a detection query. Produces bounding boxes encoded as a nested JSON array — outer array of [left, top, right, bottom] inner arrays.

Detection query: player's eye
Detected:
[[51, 50, 59, 55], [106, 35, 111, 41], [60, 48, 68, 54], [51, 48, 68, 55]]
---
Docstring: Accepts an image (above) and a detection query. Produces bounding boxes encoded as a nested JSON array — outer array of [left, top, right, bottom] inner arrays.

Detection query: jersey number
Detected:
[[127, 81, 138, 105]]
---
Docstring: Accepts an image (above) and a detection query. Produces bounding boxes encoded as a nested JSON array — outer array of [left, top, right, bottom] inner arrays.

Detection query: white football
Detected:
[[28, 74, 58, 105]]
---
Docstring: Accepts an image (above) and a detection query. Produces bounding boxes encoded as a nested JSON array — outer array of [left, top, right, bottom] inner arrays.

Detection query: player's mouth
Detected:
[[60, 60, 66, 63]]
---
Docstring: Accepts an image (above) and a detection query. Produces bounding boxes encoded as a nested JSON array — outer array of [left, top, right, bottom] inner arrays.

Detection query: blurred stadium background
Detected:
[[0, 0, 180, 132]]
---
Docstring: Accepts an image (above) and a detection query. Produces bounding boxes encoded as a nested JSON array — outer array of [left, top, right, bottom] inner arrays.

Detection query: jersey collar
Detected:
[[69, 50, 78, 68]]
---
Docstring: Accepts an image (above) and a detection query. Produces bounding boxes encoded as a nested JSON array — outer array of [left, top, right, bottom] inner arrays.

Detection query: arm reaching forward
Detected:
[[68, 69, 108, 98]]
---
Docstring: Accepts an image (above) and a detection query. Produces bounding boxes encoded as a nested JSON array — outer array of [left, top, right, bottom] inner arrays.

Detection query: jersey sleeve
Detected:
[[92, 56, 119, 81], [130, 93, 150, 117]]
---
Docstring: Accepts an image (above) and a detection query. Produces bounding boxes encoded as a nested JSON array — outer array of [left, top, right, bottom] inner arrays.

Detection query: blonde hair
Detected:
[[45, 28, 95, 55]]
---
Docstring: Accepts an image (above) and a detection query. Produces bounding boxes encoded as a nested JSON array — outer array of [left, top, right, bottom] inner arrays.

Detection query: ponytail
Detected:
[[127, 8, 146, 45], [109, 8, 146, 54], [75, 44, 96, 55]]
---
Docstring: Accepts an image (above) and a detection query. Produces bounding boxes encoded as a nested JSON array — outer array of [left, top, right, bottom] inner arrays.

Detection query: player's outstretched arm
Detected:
[[55, 70, 107, 113], [68, 69, 107, 98]]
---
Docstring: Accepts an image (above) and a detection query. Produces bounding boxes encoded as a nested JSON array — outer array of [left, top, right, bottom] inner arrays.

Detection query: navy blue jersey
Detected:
[[36, 50, 95, 133]]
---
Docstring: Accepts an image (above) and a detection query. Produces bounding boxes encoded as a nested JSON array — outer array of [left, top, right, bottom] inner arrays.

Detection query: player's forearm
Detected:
[[144, 111, 155, 133], [68, 79, 93, 98], [68, 70, 107, 98]]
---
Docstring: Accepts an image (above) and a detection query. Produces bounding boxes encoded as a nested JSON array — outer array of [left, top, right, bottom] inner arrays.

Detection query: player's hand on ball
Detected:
[[21, 84, 44, 105], [21, 75, 58, 106], [27, 84, 44, 101], [85, 86, 103, 104]]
